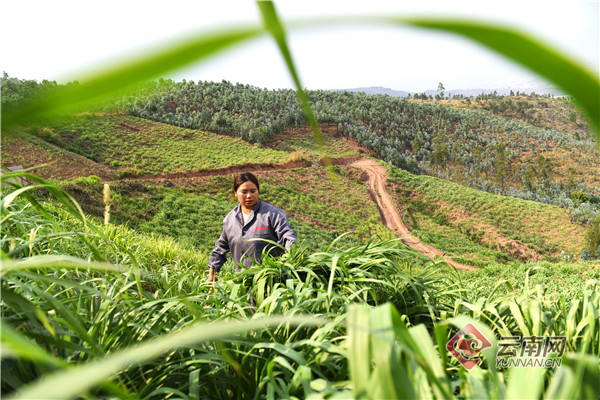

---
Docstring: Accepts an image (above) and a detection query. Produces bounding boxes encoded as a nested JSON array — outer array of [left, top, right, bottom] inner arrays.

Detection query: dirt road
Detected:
[[352, 159, 476, 271]]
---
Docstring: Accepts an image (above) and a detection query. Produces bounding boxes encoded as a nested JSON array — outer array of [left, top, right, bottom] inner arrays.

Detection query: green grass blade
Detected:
[[327, 254, 340, 300], [369, 304, 415, 399], [508, 300, 531, 337], [506, 364, 546, 400], [400, 18, 600, 141], [347, 305, 370, 397], [10, 315, 325, 400], [189, 369, 200, 400], [1, 255, 129, 276], [257, 2, 332, 169], [2, 27, 264, 130], [1, 322, 63, 367]]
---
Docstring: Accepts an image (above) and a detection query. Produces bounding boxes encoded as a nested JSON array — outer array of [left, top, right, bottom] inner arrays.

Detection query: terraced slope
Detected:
[[1, 113, 590, 266]]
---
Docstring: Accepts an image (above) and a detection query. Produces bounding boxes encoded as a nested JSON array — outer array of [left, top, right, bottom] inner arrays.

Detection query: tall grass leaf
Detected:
[[2, 27, 264, 130], [1, 185, 58, 224], [1, 285, 52, 334], [528, 299, 542, 336], [369, 304, 415, 399], [327, 254, 340, 300], [325, 232, 352, 252], [347, 305, 370, 397], [1, 323, 63, 367], [508, 301, 531, 337], [257, 2, 333, 170], [253, 342, 307, 367], [1, 324, 136, 400], [2, 173, 87, 228], [506, 364, 546, 400], [1, 255, 128, 275], [401, 19, 600, 140], [29, 286, 105, 357], [461, 367, 491, 400], [1, 174, 112, 262], [562, 352, 600, 399], [407, 324, 452, 399], [433, 323, 449, 373], [544, 367, 575, 400], [11, 315, 324, 400], [565, 299, 581, 344]]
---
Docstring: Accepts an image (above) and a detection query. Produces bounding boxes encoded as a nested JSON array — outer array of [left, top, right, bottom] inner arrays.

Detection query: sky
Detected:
[[1, 0, 598, 93]]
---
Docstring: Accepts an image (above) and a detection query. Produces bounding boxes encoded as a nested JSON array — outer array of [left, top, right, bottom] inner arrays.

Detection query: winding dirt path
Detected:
[[352, 159, 476, 271]]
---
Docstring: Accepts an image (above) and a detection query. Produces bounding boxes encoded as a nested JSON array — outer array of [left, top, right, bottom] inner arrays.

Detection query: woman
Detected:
[[207, 172, 297, 282]]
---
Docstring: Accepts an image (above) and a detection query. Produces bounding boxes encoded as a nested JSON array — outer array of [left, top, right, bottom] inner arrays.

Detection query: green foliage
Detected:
[[70, 175, 102, 186], [33, 114, 290, 175], [0, 73, 61, 117], [3, 3, 600, 398], [118, 79, 600, 221], [585, 216, 600, 258], [139, 193, 237, 252], [385, 161, 587, 263], [571, 190, 592, 205], [2, 178, 599, 398]]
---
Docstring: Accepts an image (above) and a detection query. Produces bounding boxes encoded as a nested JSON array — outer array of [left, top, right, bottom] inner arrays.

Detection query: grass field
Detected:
[[384, 162, 587, 265], [3, 114, 292, 178], [2, 176, 598, 398]]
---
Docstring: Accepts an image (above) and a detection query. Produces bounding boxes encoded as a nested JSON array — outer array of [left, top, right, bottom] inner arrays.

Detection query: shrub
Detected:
[[585, 215, 600, 258], [70, 175, 101, 186]]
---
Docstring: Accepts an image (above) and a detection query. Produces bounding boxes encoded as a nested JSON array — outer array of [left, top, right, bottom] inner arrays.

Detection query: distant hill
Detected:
[[334, 86, 564, 98], [331, 86, 410, 97]]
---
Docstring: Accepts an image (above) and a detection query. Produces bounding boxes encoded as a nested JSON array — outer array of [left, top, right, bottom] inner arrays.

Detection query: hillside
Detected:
[[2, 76, 599, 264], [1, 110, 592, 265], [2, 114, 291, 178], [120, 80, 599, 223], [3, 77, 600, 399]]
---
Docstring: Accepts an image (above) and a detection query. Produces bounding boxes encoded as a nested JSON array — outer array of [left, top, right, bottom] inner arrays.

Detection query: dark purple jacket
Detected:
[[208, 200, 297, 272]]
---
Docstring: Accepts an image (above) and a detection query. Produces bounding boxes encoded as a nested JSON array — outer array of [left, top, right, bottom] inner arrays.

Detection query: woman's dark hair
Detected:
[[233, 172, 260, 193]]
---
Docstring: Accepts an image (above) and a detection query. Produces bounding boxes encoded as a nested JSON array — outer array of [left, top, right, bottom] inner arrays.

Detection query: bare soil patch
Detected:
[[124, 156, 360, 183], [1, 135, 116, 181]]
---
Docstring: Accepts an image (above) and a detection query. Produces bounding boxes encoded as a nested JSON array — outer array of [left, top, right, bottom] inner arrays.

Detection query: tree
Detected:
[[411, 137, 421, 155], [431, 136, 449, 166], [585, 216, 600, 258], [494, 144, 509, 190], [437, 82, 445, 99]]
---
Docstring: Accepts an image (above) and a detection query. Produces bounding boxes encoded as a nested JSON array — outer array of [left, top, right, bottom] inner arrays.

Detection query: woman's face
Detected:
[[235, 181, 259, 211]]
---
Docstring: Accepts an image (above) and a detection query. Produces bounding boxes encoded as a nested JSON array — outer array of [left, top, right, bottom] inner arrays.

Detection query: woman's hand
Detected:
[[208, 268, 218, 283]]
